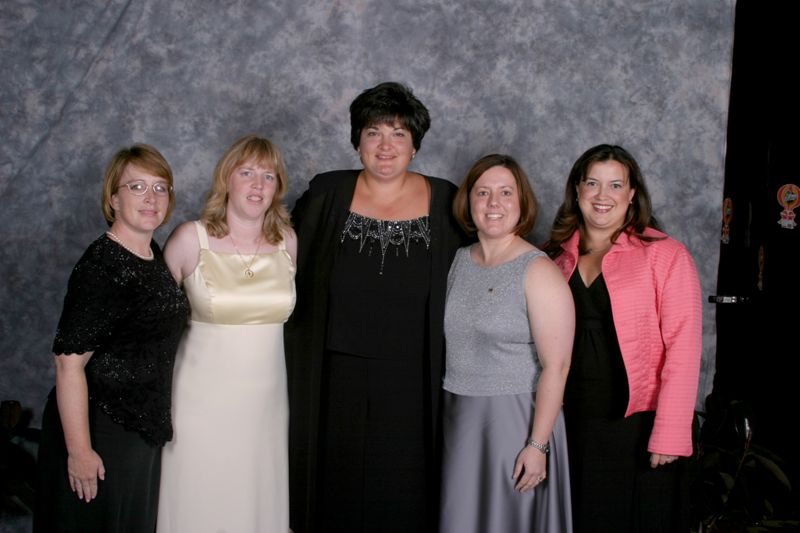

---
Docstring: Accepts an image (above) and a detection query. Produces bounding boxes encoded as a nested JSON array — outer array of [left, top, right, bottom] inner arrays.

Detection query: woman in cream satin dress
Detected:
[[157, 135, 296, 533]]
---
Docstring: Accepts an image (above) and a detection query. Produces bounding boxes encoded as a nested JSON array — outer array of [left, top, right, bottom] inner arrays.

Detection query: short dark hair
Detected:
[[453, 154, 538, 237], [349, 82, 431, 151], [544, 144, 662, 257]]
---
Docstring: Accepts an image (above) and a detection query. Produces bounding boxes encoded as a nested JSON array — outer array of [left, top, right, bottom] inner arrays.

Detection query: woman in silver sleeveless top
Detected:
[[440, 154, 575, 533]]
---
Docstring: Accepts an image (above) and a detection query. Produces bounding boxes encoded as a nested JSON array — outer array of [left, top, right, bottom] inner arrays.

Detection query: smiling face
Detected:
[[110, 164, 170, 235], [469, 165, 521, 240], [226, 160, 277, 223], [358, 120, 416, 181], [577, 160, 636, 235]]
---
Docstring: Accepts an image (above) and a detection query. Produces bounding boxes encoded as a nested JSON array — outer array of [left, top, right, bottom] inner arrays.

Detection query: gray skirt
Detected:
[[440, 390, 573, 533]]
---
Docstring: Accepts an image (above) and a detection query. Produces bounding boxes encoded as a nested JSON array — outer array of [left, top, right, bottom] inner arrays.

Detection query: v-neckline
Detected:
[[577, 268, 603, 289]]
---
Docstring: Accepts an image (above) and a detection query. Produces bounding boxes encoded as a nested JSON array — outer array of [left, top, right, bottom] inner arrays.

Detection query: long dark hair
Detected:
[[544, 144, 662, 258]]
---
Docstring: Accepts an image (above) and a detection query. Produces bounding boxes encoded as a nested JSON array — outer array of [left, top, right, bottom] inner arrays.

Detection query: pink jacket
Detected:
[[555, 228, 702, 456]]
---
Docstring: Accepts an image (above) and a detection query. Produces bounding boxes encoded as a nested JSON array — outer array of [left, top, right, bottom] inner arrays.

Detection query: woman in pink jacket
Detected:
[[544, 144, 702, 533]]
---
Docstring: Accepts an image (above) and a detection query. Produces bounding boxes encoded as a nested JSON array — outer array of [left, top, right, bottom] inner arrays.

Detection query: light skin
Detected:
[[468, 166, 574, 492], [576, 160, 677, 468], [469, 166, 521, 244], [226, 162, 278, 228], [164, 160, 296, 284], [55, 351, 104, 503], [55, 164, 170, 502], [350, 121, 428, 220], [108, 165, 171, 256], [574, 160, 635, 286], [577, 160, 636, 243]]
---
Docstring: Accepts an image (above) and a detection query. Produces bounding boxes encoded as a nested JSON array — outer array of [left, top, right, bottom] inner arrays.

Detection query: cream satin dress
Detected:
[[158, 221, 295, 533]]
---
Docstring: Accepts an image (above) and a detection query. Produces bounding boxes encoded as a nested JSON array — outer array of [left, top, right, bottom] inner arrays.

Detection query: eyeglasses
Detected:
[[118, 180, 172, 196]]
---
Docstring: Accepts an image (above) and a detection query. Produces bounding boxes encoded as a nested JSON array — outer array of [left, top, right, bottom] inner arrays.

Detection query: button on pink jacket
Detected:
[[554, 228, 702, 456]]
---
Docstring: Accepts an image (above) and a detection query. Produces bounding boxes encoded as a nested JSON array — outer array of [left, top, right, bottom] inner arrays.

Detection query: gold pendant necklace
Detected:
[[228, 233, 261, 278]]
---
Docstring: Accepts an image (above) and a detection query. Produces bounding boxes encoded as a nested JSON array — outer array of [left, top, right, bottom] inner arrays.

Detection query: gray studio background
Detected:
[[2, 0, 733, 439]]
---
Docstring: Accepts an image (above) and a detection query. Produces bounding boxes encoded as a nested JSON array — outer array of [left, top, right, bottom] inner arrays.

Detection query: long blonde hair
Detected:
[[201, 134, 291, 244]]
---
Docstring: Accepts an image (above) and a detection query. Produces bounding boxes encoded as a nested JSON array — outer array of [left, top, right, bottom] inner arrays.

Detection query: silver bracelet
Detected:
[[526, 438, 550, 455]]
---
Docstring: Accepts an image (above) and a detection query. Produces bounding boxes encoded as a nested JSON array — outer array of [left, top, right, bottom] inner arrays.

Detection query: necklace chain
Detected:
[[228, 233, 262, 278], [106, 231, 153, 260]]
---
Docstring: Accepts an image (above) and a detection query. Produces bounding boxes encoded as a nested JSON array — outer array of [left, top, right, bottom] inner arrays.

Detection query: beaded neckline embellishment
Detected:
[[340, 211, 431, 275]]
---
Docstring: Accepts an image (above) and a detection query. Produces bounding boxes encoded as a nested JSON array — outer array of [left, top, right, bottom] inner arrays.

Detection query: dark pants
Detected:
[[317, 351, 431, 533], [34, 394, 162, 533]]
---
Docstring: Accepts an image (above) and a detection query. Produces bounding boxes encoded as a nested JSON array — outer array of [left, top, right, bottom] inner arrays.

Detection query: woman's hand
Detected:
[[54, 352, 101, 502], [650, 453, 678, 468], [68, 448, 105, 502], [512, 446, 547, 492]]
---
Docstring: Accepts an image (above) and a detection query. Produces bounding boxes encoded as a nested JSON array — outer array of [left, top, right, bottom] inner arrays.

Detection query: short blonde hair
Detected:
[[201, 134, 291, 244], [101, 144, 175, 225]]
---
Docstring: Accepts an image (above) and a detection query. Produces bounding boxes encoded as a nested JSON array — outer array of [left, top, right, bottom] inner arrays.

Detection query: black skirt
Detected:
[[34, 393, 162, 533]]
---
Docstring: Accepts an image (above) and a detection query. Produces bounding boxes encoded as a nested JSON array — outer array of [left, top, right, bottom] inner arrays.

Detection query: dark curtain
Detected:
[[711, 0, 799, 501]]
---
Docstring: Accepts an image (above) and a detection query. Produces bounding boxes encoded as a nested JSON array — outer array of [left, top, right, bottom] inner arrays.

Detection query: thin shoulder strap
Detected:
[[193, 220, 210, 250]]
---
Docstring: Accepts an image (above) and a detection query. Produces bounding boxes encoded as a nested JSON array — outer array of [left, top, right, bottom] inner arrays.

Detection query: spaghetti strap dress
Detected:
[[157, 221, 296, 533]]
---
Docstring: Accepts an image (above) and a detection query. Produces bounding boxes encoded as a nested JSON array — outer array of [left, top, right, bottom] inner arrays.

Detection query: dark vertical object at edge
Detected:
[[710, 0, 799, 512]]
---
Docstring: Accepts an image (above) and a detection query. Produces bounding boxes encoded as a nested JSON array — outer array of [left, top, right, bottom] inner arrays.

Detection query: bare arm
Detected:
[[54, 352, 105, 502], [513, 256, 575, 491], [283, 227, 298, 266], [163, 221, 201, 284]]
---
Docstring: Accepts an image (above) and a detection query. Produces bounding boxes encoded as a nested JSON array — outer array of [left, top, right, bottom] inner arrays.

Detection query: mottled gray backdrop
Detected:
[[2, 1, 732, 436]]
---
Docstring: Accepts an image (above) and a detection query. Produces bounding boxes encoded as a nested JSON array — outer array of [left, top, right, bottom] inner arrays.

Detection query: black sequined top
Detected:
[[52, 234, 189, 446]]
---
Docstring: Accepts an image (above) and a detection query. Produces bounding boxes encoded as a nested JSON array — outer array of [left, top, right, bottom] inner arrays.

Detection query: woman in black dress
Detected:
[[34, 144, 189, 533], [544, 145, 702, 532], [286, 81, 465, 533]]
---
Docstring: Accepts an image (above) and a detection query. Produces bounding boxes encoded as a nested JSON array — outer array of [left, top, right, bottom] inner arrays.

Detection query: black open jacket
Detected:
[[285, 169, 466, 533]]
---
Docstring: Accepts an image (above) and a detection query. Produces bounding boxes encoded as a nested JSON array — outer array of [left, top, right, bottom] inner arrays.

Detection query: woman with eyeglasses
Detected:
[[156, 135, 296, 533], [34, 144, 189, 533]]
